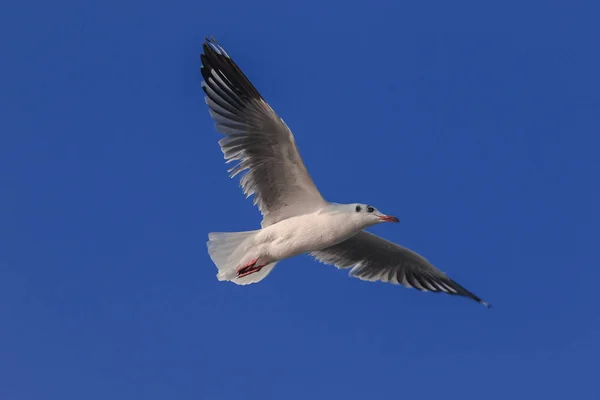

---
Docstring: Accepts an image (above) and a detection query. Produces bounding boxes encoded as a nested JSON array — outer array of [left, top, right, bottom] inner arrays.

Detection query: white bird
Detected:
[[200, 37, 490, 307]]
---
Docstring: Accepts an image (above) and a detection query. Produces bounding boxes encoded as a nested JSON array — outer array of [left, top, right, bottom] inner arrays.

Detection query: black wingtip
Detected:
[[443, 277, 491, 309], [199, 37, 264, 102], [204, 36, 225, 52]]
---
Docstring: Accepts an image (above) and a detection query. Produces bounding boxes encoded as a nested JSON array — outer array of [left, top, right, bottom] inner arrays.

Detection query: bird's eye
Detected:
[[367, 206, 374, 213], [355, 205, 361, 212]]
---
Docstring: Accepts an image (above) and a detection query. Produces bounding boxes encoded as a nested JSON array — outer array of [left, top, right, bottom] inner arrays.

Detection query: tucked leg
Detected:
[[237, 261, 267, 278]]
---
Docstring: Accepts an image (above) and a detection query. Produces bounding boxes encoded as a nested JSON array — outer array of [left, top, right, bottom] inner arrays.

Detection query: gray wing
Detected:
[[312, 231, 490, 307], [200, 38, 327, 227]]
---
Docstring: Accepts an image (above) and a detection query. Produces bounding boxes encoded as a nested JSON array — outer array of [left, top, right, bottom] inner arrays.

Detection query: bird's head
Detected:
[[350, 203, 399, 228]]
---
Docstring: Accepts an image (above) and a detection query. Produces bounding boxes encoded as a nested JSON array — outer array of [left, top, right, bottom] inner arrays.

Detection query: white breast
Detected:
[[255, 210, 361, 261]]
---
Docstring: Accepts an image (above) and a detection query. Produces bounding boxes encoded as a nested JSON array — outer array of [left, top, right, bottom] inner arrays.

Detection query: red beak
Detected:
[[378, 215, 399, 223]]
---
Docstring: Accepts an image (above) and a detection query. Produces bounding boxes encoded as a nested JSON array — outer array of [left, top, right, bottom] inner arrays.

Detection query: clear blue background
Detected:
[[1, 1, 599, 399]]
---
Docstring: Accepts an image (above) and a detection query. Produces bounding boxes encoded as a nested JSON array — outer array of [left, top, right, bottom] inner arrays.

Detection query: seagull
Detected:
[[200, 37, 490, 307]]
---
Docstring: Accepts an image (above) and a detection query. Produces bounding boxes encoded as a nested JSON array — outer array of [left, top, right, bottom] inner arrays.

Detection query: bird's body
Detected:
[[252, 206, 365, 260], [231, 205, 375, 262], [209, 203, 387, 283], [200, 37, 491, 307]]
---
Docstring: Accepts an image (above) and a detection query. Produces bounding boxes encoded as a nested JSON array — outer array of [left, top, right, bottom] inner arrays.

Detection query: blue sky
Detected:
[[1, 1, 599, 399]]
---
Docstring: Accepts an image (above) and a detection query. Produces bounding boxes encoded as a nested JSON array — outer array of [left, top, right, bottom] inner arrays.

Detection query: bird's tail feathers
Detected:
[[207, 230, 277, 285]]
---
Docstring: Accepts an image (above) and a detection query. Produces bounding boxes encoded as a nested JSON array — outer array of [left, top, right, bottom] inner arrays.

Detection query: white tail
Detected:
[[207, 230, 278, 285]]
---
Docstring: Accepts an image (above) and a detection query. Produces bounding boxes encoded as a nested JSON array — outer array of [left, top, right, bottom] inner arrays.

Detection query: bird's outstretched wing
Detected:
[[200, 38, 327, 227], [312, 231, 490, 307]]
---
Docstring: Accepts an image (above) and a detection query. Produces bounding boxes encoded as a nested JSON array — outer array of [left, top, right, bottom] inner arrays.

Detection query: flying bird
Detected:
[[200, 37, 490, 307]]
